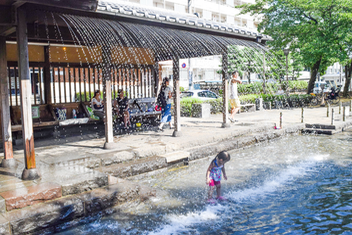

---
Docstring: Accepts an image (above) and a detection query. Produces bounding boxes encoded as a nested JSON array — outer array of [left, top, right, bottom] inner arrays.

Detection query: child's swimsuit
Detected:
[[209, 159, 223, 185]]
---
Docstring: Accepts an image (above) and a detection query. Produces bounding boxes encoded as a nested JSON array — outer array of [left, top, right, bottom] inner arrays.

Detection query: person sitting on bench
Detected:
[[91, 90, 104, 120], [114, 89, 131, 129]]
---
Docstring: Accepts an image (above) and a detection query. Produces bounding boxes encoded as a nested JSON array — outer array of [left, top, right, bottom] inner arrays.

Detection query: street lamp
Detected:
[[283, 48, 290, 81]]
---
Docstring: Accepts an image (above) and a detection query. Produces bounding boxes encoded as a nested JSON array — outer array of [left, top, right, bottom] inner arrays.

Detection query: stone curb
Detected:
[[0, 180, 155, 235]]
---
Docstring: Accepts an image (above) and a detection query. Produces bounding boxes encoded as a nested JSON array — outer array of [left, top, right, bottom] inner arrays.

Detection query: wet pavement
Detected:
[[0, 106, 352, 234]]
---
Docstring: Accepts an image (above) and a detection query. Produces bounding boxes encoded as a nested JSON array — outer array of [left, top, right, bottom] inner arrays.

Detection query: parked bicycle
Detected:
[[310, 87, 340, 106]]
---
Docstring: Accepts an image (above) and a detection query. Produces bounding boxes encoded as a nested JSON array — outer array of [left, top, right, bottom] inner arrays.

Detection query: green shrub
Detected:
[[204, 98, 223, 114], [180, 97, 203, 116]]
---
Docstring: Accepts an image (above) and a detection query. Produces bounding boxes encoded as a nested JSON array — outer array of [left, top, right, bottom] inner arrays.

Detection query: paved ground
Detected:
[[0, 105, 352, 234]]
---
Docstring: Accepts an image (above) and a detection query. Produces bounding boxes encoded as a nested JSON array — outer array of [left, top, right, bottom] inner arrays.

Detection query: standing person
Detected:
[[229, 70, 242, 122], [157, 77, 173, 131], [91, 90, 104, 120], [206, 151, 231, 202], [114, 89, 131, 129]]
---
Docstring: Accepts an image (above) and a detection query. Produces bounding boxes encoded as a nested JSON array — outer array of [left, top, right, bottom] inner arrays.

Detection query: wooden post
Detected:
[[221, 53, 230, 128], [343, 106, 346, 122], [17, 7, 40, 180], [331, 108, 334, 125], [43, 46, 52, 104], [301, 107, 304, 123], [0, 37, 15, 168], [327, 104, 330, 117], [350, 100, 351, 112], [339, 101, 342, 114], [280, 112, 282, 129], [102, 46, 114, 149], [172, 57, 181, 137]]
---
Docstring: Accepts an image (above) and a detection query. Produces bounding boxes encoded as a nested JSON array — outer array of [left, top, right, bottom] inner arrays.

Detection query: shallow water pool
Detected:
[[57, 130, 352, 234]]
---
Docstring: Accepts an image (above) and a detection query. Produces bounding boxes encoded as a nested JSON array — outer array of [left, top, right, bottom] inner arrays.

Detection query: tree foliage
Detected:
[[237, 0, 352, 93]]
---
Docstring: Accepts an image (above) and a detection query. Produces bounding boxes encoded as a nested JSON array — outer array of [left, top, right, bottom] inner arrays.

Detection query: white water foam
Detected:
[[227, 155, 328, 202], [148, 205, 225, 235], [148, 155, 328, 235]]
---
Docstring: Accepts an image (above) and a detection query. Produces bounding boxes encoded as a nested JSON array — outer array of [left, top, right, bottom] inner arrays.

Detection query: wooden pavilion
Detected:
[[0, 0, 269, 180]]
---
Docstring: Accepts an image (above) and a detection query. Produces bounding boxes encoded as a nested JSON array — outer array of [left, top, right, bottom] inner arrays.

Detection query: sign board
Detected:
[[182, 63, 186, 68], [32, 106, 40, 119]]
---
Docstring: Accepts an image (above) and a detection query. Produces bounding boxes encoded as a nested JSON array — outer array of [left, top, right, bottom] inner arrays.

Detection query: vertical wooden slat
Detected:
[[137, 68, 143, 98], [58, 67, 62, 104], [8, 67, 12, 106], [63, 67, 67, 103], [78, 67, 82, 102], [144, 67, 147, 98], [84, 68, 87, 102], [88, 67, 91, 101], [118, 68, 121, 93], [73, 67, 77, 102], [39, 67, 43, 104], [43, 46, 52, 104], [68, 68, 72, 103], [131, 68, 135, 99], [52, 67, 56, 104], [0, 36, 14, 166], [112, 67, 116, 99], [92, 67, 96, 93], [14, 67, 18, 106], [97, 68, 101, 93], [31, 67, 36, 105]]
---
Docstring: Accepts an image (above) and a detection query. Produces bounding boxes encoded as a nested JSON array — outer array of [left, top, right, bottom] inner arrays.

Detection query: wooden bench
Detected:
[[113, 97, 161, 128], [238, 103, 256, 113]]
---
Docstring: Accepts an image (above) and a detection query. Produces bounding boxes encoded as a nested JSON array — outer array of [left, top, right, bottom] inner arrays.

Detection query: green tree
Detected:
[[237, 0, 352, 94]]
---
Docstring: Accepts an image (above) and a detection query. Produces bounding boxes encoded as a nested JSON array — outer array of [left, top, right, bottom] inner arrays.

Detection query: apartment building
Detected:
[[116, 0, 259, 89]]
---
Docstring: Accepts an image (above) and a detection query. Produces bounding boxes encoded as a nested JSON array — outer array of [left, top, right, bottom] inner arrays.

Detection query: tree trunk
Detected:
[[248, 72, 251, 84], [343, 60, 352, 97], [307, 58, 322, 94]]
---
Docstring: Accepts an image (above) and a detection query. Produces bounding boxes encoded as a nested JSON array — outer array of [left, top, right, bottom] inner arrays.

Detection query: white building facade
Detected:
[[116, 0, 259, 89]]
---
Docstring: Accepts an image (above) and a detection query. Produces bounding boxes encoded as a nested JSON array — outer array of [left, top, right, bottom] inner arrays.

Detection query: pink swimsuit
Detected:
[[209, 159, 223, 186]]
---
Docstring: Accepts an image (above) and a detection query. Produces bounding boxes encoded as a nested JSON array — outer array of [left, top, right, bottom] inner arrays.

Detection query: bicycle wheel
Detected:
[[331, 95, 340, 105], [310, 97, 319, 106]]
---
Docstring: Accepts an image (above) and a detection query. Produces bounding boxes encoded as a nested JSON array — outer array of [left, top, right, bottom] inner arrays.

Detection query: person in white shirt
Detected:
[[229, 71, 242, 122], [91, 90, 104, 120]]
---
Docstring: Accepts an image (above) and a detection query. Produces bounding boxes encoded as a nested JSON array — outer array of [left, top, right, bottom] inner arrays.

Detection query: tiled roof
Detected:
[[97, 0, 272, 41]]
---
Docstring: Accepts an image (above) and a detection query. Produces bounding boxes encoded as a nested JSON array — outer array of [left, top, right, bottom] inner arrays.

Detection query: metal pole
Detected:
[[350, 100, 351, 112], [221, 53, 230, 128], [172, 57, 182, 137], [301, 107, 304, 123], [280, 112, 283, 129], [17, 7, 40, 180], [339, 101, 342, 114], [331, 108, 334, 125], [0, 37, 15, 168], [327, 103, 330, 117]]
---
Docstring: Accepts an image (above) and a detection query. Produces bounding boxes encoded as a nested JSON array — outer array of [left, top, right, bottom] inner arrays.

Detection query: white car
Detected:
[[180, 90, 220, 100]]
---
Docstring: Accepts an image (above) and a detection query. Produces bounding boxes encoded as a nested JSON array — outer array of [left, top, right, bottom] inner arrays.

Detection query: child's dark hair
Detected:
[[213, 151, 230, 163]]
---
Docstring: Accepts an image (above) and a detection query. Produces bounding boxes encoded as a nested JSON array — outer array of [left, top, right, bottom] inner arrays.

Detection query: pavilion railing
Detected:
[[7, 63, 156, 107]]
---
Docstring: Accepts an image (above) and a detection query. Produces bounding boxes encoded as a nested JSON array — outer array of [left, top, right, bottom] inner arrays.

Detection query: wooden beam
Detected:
[[102, 46, 114, 149], [0, 36, 15, 168], [17, 7, 40, 180], [222, 53, 230, 128], [43, 46, 52, 104], [172, 57, 181, 137]]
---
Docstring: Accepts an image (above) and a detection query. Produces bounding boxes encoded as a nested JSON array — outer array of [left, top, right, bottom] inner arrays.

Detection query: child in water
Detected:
[[206, 151, 231, 202]]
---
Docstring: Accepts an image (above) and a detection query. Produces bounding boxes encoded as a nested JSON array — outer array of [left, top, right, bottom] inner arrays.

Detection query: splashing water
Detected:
[[55, 130, 352, 234]]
